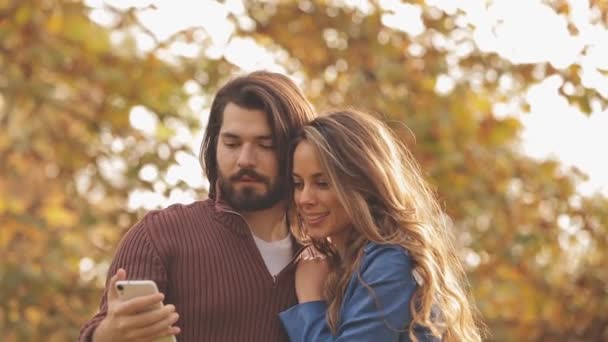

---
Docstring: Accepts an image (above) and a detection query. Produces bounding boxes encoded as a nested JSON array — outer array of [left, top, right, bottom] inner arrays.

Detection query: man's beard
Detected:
[[218, 168, 285, 211]]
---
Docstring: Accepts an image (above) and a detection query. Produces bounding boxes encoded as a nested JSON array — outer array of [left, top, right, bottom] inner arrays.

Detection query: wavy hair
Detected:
[[290, 109, 483, 341]]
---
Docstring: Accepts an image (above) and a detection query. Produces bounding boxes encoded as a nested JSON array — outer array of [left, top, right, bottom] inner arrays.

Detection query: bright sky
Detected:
[[85, 0, 608, 210]]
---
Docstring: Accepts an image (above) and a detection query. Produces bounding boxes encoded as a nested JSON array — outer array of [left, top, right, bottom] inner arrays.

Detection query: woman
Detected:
[[279, 109, 482, 341]]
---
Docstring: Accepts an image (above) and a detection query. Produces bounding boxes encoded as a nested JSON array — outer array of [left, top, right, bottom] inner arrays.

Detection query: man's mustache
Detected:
[[229, 169, 267, 183]]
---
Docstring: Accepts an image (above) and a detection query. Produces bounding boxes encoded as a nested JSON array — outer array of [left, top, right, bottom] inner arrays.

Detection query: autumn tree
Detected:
[[1, 0, 606, 341], [239, 1, 607, 340], [0, 0, 216, 339]]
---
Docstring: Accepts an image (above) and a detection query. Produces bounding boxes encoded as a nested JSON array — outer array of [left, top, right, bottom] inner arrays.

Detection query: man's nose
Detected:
[[236, 144, 256, 169]]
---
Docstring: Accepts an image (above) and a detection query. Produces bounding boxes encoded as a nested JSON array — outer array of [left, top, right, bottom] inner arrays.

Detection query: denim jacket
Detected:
[[279, 242, 439, 341]]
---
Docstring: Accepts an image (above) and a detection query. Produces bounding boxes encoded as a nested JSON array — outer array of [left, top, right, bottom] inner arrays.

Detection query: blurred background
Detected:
[[1, 0, 607, 340]]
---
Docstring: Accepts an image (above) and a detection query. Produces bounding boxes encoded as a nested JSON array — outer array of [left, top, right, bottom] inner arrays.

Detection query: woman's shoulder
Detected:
[[360, 242, 414, 275]]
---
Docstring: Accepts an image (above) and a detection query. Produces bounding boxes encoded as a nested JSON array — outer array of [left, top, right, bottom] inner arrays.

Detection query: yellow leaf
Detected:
[[0, 131, 9, 150], [8, 307, 19, 323], [8, 197, 27, 214], [25, 306, 42, 326], [42, 204, 78, 228], [61, 231, 81, 248], [15, 6, 31, 25], [47, 12, 63, 34], [0, 219, 17, 248]]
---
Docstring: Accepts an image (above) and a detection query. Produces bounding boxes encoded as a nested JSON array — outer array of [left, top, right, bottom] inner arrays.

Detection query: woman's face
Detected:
[[292, 140, 351, 247]]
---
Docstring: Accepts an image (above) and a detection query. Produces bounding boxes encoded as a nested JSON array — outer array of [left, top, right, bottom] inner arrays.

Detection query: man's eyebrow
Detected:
[[220, 132, 240, 139], [219, 133, 273, 140]]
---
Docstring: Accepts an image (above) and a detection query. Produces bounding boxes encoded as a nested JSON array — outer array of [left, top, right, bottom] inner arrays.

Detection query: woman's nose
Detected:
[[297, 184, 316, 206]]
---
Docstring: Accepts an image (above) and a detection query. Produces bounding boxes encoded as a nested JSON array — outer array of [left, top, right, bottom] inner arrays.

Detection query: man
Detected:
[[79, 71, 316, 341]]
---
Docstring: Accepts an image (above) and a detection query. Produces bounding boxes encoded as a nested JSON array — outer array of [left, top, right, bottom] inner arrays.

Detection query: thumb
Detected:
[[107, 268, 127, 302]]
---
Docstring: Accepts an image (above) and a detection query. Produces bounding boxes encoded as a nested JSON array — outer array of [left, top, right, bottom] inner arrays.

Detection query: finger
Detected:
[[134, 326, 180, 342], [298, 249, 311, 261], [299, 247, 320, 261], [299, 255, 310, 262], [299, 255, 325, 263], [120, 304, 176, 331], [107, 268, 126, 302], [127, 310, 180, 340], [115, 292, 165, 315], [297, 257, 311, 265], [319, 258, 331, 270]]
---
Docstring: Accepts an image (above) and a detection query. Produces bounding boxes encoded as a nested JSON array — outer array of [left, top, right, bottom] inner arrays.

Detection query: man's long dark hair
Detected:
[[200, 71, 316, 199]]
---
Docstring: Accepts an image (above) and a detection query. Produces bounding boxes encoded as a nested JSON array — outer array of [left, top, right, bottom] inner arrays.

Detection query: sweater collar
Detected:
[[213, 181, 235, 213], [210, 182, 304, 254]]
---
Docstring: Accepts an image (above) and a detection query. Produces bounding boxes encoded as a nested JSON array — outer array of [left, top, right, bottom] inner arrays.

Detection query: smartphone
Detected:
[[115, 280, 177, 342]]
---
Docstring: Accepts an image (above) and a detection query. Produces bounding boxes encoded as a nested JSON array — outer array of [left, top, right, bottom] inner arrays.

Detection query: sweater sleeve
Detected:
[[279, 246, 437, 342], [78, 215, 168, 342]]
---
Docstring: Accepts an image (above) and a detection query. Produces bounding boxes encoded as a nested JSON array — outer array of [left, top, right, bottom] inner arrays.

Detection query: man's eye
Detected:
[[260, 143, 275, 149], [224, 142, 239, 148]]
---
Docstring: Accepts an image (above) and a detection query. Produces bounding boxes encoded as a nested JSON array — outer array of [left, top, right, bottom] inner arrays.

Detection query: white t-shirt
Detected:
[[252, 234, 293, 276]]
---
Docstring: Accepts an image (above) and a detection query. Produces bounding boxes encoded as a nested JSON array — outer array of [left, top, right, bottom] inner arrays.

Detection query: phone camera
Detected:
[[117, 284, 123, 291]]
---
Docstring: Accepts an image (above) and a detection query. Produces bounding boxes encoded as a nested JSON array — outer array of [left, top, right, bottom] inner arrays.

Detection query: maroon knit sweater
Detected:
[[79, 199, 302, 342]]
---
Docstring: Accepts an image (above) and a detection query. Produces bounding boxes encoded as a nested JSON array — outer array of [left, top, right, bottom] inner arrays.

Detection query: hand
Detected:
[[295, 248, 331, 303], [93, 269, 181, 342]]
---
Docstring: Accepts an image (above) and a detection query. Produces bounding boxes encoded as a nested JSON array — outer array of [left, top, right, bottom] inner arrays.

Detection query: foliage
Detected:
[[1, 0, 606, 341], [0, 0, 210, 339], [239, 2, 608, 340]]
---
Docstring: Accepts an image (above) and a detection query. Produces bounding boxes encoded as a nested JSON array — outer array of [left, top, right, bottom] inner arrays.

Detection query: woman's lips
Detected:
[[303, 212, 329, 226]]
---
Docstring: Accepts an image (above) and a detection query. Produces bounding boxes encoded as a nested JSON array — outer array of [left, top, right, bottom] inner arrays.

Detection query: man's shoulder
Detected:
[[115, 199, 223, 258], [135, 198, 216, 232], [147, 198, 213, 219]]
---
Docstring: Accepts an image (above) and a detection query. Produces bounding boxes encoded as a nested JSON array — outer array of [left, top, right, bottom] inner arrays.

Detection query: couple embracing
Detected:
[[80, 71, 482, 342]]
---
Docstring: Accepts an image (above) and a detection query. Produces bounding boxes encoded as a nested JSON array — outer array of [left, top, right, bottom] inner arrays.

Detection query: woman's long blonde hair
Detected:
[[289, 109, 482, 341]]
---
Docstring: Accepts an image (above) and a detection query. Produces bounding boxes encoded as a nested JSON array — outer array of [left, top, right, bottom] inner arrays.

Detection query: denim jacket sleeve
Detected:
[[279, 244, 436, 342]]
